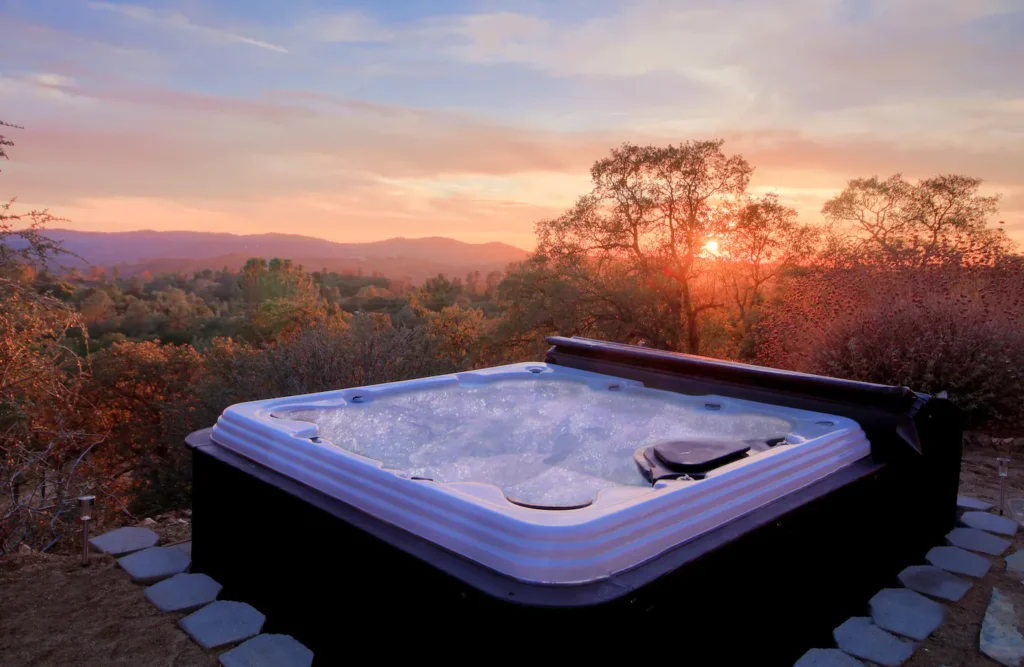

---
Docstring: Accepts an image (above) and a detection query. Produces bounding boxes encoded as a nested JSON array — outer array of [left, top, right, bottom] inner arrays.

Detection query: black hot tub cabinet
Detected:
[[187, 336, 963, 664]]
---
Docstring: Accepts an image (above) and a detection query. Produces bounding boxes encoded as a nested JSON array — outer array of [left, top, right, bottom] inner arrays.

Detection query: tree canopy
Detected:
[[822, 173, 1010, 267]]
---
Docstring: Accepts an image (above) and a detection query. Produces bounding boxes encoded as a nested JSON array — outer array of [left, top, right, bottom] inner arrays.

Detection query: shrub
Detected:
[[129, 312, 479, 512], [756, 262, 1024, 433]]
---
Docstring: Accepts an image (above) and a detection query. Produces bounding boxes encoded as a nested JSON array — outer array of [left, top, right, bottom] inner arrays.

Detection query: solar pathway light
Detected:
[[997, 457, 1011, 516], [79, 495, 95, 566]]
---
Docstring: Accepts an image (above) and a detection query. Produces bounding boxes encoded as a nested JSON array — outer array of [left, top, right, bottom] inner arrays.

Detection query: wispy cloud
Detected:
[[86, 2, 288, 53], [294, 11, 394, 43]]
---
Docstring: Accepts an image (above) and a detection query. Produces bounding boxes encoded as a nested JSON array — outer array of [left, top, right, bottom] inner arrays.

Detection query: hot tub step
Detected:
[[869, 588, 945, 641], [946, 527, 1011, 556], [219, 634, 314, 667], [179, 600, 265, 650], [833, 617, 915, 666], [793, 648, 863, 666], [925, 546, 991, 578], [897, 565, 972, 602], [89, 526, 159, 556], [959, 511, 1019, 537], [145, 573, 221, 613], [117, 546, 191, 585]]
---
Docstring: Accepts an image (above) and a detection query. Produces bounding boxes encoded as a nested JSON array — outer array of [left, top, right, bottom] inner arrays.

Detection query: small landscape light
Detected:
[[79, 496, 95, 566], [997, 458, 1011, 516]]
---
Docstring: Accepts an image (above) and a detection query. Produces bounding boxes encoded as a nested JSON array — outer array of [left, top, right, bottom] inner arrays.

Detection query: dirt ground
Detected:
[[0, 511, 215, 667], [0, 551, 216, 667], [1, 447, 1023, 666]]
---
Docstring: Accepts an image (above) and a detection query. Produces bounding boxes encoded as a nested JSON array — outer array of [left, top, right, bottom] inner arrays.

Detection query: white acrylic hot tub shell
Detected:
[[211, 363, 870, 585]]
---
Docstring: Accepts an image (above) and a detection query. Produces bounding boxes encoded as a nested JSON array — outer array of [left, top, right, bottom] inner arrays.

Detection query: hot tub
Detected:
[[211, 362, 869, 585], [187, 337, 963, 663]]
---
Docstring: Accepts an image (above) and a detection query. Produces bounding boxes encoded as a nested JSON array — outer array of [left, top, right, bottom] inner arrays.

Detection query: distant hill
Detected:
[[38, 230, 531, 284]]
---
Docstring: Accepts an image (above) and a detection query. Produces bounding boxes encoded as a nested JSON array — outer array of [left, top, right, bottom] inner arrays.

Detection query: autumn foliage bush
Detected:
[[756, 261, 1024, 433], [81, 309, 485, 517]]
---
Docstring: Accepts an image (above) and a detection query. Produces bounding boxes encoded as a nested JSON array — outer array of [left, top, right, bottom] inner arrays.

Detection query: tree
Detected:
[[1, 119, 110, 553], [83, 341, 205, 512], [0, 120, 24, 171], [238, 257, 324, 338], [416, 274, 466, 311], [822, 173, 1010, 267], [529, 140, 753, 354], [80, 289, 115, 323], [722, 193, 816, 344], [465, 270, 481, 297], [157, 288, 212, 329]]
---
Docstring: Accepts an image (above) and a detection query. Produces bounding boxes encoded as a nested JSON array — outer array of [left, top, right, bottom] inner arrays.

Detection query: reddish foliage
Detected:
[[756, 259, 1024, 432]]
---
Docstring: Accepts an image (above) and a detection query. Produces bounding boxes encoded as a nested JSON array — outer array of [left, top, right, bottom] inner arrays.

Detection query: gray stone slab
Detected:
[[869, 588, 946, 641], [219, 634, 314, 667], [117, 546, 191, 584], [88, 526, 159, 556], [170, 541, 192, 557], [145, 573, 221, 613], [946, 527, 1012, 556], [1008, 498, 1024, 527], [1006, 550, 1024, 573], [179, 601, 265, 650], [926, 546, 991, 578], [793, 648, 864, 667], [980, 588, 1024, 667], [897, 565, 972, 602], [958, 495, 994, 512], [961, 511, 1019, 537], [833, 617, 915, 666]]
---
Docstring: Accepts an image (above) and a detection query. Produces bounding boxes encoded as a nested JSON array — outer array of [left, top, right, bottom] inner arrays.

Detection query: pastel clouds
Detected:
[[86, 1, 289, 53], [0, 0, 1021, 248]]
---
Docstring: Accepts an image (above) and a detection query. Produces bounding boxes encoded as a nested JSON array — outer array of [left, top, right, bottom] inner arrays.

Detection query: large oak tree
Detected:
[[519, 139, 754, 354]]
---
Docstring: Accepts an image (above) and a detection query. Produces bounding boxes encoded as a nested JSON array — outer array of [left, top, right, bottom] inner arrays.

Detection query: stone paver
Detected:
[[793, 648, 864, 667], [145, 573, 221, 613], [1008, 498, 1024, 527], [961, 511, 1019, 537], [958, 495, 995, 512], [869, 588, 945, 641], [897, 565, 972, 602], [170, 541, 192, 557], [833, 617, 915, 666], [946, 527, 1012, 556], [1006, 551, 1024, 574], [88, 526, 159, 556], [179, 601, 265, 650], [926, 546, 991, 578], [219, 634, 314, 667], [980, 588, 1024, 667], [117, 546, 191, 585]]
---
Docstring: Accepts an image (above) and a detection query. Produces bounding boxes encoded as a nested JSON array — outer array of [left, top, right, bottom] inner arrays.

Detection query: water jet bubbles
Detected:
[[303, 379, 792, 507]]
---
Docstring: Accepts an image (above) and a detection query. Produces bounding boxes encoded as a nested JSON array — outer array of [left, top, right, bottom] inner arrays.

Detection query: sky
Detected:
[[1, 0, 1022, 250]]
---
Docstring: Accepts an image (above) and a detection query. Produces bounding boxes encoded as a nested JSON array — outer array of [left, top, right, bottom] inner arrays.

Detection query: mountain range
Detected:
[[39, 230, 531, 284]]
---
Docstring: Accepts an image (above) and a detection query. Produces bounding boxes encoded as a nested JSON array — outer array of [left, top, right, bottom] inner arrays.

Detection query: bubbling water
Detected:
[[287, 378, 792, 507]]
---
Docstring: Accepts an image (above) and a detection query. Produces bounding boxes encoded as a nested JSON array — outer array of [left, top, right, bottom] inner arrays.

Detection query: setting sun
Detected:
[[704, 239, 720, 255]]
